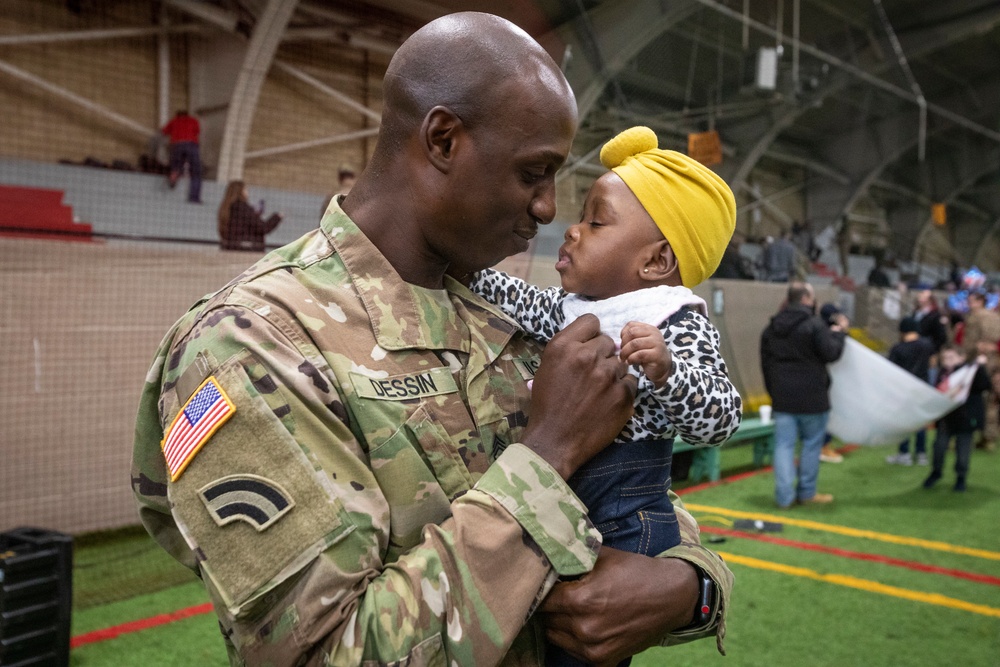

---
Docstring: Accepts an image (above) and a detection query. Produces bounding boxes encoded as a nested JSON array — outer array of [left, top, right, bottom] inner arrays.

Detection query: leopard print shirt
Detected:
[[470, 269, 742, 446]]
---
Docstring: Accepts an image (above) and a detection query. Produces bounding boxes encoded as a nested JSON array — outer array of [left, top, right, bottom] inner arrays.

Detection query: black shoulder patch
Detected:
[[198, 474, 295, 532]]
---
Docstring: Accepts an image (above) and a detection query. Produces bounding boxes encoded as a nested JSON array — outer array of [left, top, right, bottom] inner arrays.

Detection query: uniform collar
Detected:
[[320, 199, 516, 353]]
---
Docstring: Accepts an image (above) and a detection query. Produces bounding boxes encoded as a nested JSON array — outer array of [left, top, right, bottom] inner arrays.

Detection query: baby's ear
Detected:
[[642, 240, 681, 285]]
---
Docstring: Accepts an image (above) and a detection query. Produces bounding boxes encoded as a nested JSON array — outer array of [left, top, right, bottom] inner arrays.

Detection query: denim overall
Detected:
[[546, 438, 680, 667]]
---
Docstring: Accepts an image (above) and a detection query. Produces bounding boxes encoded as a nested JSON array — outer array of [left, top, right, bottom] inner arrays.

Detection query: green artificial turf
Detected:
[[68, 441, 1000, 666]]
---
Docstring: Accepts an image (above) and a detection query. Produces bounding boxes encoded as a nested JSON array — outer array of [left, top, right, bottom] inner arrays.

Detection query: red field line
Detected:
[[702, 526, 1000, 587], [71, 602, 214, 648]]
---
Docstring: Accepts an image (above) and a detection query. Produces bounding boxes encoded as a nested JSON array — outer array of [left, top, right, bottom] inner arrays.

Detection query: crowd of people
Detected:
[[758, 278, 999, 507]]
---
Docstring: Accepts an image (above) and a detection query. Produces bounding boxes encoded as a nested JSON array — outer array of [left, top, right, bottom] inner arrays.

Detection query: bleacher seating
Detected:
[[0, 184, 93, 241]]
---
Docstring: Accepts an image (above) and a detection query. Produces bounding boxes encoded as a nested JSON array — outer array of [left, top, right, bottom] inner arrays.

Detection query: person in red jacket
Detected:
[[161, 110, 202, 203], [217, 180, 282, 251]]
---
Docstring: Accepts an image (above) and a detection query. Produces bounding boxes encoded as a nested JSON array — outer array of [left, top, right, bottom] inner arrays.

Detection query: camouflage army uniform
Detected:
[[132, 200, 734, 666]]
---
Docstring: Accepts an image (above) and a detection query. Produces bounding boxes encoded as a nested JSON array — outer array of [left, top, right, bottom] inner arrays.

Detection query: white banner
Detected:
[[826, 338, 966, 445]]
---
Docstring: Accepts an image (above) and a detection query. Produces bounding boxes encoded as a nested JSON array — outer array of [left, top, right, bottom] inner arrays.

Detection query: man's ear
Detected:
[[642, 240, 682, 286], [421, 106, 463, 174]]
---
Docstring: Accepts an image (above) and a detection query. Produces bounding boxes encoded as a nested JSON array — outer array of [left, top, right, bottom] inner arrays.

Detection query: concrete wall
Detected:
[[0, 238, 262, 533]]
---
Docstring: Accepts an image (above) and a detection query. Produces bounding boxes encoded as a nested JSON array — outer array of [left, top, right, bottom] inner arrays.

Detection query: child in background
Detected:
[[886, 317, 936, 465], [470, 126, 742, 666], [923, 344, 992, 491]]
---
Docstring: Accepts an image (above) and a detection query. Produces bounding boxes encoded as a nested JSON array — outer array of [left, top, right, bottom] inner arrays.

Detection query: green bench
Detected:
[[675, 417, 775, 483]]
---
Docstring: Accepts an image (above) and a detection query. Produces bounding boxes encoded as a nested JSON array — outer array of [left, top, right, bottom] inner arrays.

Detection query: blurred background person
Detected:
[[885, 317, 935, 465], [963, 291, 1000, 450], [762, 231, 797, 282], [217, 180, 283, 252], [161, 109, 202, 204], [760, 282, 847, 508], [913, 289, 949, 355], [923, 345, 992, 492]]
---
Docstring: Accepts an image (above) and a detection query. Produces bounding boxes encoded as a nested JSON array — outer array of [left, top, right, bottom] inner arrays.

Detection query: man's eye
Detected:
[[522, 170, 545, 184]]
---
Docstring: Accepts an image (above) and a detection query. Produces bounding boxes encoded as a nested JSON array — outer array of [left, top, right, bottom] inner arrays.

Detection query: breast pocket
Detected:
[[369, 404, 475, 562]]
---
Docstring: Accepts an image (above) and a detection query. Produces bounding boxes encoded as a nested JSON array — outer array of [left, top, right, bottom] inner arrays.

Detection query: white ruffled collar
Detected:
[[560, 285, 707, 345]]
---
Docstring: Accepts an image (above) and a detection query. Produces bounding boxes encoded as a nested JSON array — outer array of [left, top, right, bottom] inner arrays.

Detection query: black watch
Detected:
[[680, 566, 717, 631]]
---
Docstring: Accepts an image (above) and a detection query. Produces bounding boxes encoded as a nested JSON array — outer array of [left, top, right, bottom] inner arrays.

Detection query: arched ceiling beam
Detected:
[[163, 0, 241, 33], [272, 61, 381, 123], [895, 146, 1000, 262], [702, 0, 1000, 193], [0, 58, 153, 137], [555, 0, 699, 123], [245, 127, 380, 161], [0, 24, 205, 46], [805, 76, 1000, 242], [216, 0, 299, 182]]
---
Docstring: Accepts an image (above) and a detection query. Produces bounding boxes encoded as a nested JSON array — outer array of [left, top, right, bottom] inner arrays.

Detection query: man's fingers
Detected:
[[558, 313, 602, 341], [622, 373, 638, 398]]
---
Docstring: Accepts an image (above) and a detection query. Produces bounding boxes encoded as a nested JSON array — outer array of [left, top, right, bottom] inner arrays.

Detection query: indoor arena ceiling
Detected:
[[35, 0, 1000, 264], [228, 0, 1000, 265]]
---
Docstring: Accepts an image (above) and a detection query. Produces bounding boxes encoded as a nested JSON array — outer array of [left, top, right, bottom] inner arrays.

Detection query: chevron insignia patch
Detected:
[[198, 474, 295, 532]]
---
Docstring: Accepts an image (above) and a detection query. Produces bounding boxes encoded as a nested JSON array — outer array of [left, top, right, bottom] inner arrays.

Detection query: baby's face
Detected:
[[555, 172, 664, 300]]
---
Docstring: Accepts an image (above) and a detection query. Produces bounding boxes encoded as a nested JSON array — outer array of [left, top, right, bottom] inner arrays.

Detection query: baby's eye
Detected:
[[589, 220, 603, 228]]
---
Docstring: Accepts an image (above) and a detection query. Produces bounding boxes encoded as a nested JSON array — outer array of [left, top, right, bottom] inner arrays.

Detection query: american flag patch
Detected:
[[161, 376, 235, 481]]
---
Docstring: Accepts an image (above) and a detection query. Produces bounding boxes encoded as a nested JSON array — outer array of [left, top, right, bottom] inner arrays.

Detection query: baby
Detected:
[[471, 127, 743, 663]]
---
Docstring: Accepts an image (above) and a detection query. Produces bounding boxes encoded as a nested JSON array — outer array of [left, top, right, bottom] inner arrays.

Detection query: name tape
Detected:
[[350, 367, 459, 401]]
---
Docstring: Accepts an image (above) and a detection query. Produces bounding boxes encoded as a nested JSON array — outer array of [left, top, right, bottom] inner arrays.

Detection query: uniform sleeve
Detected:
[[656, 491, 733, 654], [468, 269, 565, 342], [644, 312, 742, 446], [134, 306, 599, 667]]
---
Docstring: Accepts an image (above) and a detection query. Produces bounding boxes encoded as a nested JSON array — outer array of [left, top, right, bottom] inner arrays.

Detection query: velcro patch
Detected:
[[198, 474, 295, 532], [350, 366, 458, 401], [162, 376, 235, 481], [513, 356, 540, 381]]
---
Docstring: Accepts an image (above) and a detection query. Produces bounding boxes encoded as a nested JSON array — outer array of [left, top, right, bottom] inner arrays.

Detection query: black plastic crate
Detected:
[[0, 528, 72, 667]]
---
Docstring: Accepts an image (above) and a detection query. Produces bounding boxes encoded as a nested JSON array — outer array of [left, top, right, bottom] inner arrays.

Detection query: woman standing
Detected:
[[217, 180, 282, 251]]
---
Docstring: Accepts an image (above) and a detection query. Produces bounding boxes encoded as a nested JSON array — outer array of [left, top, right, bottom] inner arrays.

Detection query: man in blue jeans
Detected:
[[760, 282, 847, 508]]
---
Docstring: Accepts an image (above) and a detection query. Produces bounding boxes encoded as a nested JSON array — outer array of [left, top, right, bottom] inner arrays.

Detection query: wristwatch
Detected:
[[679, 565, 718, 631]]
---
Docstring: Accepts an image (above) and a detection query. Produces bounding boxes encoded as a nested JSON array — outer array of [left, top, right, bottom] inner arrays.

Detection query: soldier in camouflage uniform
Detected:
[[132, 12, 734, 666]]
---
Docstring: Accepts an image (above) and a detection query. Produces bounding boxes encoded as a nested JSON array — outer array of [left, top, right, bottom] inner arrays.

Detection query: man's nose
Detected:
[[529, 181, 557, 225]]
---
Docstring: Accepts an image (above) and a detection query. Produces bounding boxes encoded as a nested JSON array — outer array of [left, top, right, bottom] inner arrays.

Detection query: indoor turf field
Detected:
[[68, 439, 1000, 667]]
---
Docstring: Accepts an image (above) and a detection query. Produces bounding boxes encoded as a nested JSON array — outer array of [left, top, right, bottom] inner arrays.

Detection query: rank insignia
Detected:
[[198, 475, 295, 532], [162, 376, 235, 481]]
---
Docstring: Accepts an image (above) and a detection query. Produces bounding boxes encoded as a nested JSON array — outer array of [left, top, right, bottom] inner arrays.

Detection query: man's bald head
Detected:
[[377, 12, 574, 148]]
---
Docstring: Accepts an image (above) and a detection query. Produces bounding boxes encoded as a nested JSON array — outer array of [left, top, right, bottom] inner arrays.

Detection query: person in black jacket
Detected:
[[913, 289, 949, 353], [885, 317, 936, 466], [760, 282, 847, 508], [923, 345, 992, 492], [217, 180, 283, 251]]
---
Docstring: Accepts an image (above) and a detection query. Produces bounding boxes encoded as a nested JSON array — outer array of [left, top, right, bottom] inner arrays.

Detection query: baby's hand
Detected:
[[620, 321, 671, 388]]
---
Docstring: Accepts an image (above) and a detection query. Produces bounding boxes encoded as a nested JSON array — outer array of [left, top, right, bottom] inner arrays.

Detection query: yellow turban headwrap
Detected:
[[600, 126, 736, 288]]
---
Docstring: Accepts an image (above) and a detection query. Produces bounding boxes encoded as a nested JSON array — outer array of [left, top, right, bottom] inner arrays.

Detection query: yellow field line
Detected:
[[686, 503, 1000, 561], [719, 552, 1000, 618]]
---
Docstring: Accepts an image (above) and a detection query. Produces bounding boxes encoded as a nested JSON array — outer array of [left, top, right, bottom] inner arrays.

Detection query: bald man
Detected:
[[132, 13, 731, 666]]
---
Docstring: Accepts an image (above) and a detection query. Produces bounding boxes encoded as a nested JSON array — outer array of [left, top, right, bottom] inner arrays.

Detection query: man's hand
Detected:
[[521, 314, 637, 480], [620, 322, 672, 388], [829, 313, 850, 331], [540, 547, 699, 666]]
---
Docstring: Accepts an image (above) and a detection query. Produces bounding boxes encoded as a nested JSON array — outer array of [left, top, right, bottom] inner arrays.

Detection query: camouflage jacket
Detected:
[[132, 201, 734, 666]]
